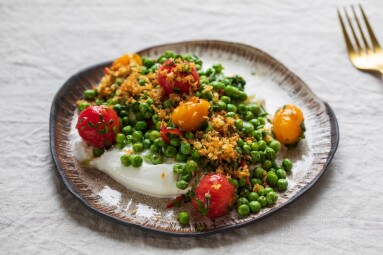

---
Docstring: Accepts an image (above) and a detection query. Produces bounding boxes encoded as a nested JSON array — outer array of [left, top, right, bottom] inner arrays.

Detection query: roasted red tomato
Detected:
[[157, 59, 200, 95], [76, 106, 120, 148], [191, 173, 236, 218]]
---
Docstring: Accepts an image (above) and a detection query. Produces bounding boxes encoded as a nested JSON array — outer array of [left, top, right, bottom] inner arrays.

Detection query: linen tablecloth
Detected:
[[1, 0, 383, 254]]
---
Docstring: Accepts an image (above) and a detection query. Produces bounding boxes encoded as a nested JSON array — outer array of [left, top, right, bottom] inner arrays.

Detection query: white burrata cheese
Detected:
[[70, 114, 187, 198]]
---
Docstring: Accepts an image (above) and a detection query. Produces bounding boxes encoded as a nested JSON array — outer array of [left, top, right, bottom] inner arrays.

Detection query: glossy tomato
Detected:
[[76, 106, 120, 148], [157, 59, 200, 95], [191, 173, 236, 218]]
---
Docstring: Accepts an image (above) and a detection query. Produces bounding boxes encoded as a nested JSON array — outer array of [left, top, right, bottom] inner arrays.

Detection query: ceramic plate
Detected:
[[50, 40, 339, 236]]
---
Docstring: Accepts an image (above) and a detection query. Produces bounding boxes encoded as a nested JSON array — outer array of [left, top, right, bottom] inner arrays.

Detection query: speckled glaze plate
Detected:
[[50, 40, 339, 236]]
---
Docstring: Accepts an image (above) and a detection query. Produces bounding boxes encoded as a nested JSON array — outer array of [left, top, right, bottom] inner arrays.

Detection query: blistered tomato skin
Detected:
[[272, 104, 304, 145], [171, 97, 210, 132], [157, 59, 200, 95], [76, 106, 120, 148], [191, 173, 236, 218]]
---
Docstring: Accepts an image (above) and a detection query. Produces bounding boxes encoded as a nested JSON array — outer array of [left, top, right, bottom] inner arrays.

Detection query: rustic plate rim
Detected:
[[50, 39, 339, 237]]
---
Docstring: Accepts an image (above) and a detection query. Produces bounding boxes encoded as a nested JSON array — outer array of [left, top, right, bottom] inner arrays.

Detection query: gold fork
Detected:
[[338, 5, 383, 75]]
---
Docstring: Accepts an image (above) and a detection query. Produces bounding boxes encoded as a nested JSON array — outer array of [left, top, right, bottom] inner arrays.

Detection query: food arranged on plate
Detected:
[[72, 51, 306, 223]]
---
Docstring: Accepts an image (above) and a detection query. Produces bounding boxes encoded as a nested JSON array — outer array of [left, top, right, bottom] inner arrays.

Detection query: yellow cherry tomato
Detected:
[[171, 97, 210, 132], [272, 104, 305, 145], [111, 53, 142, 70]]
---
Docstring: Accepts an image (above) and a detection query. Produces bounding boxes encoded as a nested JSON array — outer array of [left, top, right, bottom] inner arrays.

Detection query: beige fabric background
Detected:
[[1, 0, 383, 254]]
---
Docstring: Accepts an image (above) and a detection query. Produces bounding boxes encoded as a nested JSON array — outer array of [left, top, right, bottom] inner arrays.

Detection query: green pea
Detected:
[[93, 148, 104, 157], [184, 131, 194, 140], [116, 133, 126, 144], [121, 116, 129, 127], [120, 154, 132, 166], [248, 201, 261, 213], [180, 172, 192, 182], [173, 164, 185, 174], [163, 100, 173, 108], [249, 142, 258, 152], [122, 126, 134, 135], [176, 180, 189, 190], [247, 192, 259, 202], [143, 139, 151, 149], [237, 204, 250, 216], [125, 135, 133, 144], [154, 137, 165, 147], [95, 99, 104, 105], [250, 178, 261, 187], [250, 151, 260, 162], [277, 179, 288, 191], [175, 152, 187, 162], [258, 140, 267, 151], [239, 178, 247, 187], [265, 147, 276, 160], [211, 81, 225, 91], [180, 142, 191, 155], [84, 89, 96, 100], [244, 111, 254, 121], [237, 197, 249, 206], [252, 130, 262, 140], [249, 119, 260, 129], [113, 104, 122, 114], [282, 159, 293, 171], [225, 112, 236, 119], [143, 58, 155, 68], [224, 85, 236, 96], [266, 191, 278, 205], [133, 142, 144, 152], [134, 121, 147, 131], [237, 91, 247, 101], [248, 103, 261, 115], [115, 143, 124, 150], [253, 167, 264, 179], [149, 144, 160, 153], [258, 117, 266, 125], [262, 187, 274, 196], [131, 155, 143, 167], [236, 147, 242, 155], [237, 139, 245, 148], [217, 101, 226, 111], [258, 152, 265, 163], [178, 211, 189, 225], [266, 171, 278, 186], [164, 145, 177, 158], [78, 102, 90, 112], [170, 137, 181, 147], [226, 104, 237, 113], [132, 131, 143, 142], [229, 179, 239, 189], [243, 144, 251, 154], [220, 96, 231, 104], [242, 122, 254, 134], [276, 169, 287, 179], [191, 149, 201, 159], [234, 119, 243, 130], [185, 160, 197, 172], [139, 102, 150, 113], [269, 140, 281, 153], [238, 104, 248, 114], [257, 196, 267, 207], [147, 130, 160, 141], [149, 153, 163, 165]]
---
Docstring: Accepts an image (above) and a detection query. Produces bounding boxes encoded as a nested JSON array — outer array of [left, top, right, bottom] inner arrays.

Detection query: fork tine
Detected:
[[351, 6, 371, 53], [338, 9, 356, 55], [359, 4, 381, 51], [344, 7, 363, 54]]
